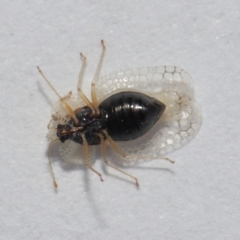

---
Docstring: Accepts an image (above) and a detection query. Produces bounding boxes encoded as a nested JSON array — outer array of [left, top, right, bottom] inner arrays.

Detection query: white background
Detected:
[[0, 1, 239, 239]]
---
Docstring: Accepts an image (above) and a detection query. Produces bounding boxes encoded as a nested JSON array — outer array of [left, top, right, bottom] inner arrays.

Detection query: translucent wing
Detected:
[[58, 140, 95, 165], [95, 66, 202, 158]]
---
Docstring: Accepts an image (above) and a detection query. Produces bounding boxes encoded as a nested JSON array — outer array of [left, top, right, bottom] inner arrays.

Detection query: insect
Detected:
[[38, 40, 202, 188]]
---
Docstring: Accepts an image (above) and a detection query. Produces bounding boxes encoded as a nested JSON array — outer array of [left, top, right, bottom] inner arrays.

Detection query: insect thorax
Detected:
[[57, 106, 105, 145]]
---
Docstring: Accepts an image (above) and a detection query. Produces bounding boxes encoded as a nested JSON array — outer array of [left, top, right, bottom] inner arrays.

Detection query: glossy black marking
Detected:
[[99, 92, 166, 141], [56, 91, 165, 145]]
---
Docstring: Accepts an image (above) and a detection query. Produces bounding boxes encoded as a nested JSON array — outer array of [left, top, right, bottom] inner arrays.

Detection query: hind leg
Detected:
[[98, 134, 139, 187]]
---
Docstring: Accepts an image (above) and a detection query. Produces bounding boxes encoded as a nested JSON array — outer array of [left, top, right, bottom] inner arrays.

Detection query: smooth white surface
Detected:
[[0, 1, 239, 239]]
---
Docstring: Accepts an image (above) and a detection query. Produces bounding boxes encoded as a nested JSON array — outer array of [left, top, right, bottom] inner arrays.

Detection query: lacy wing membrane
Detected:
[[95, 66, 202, 159]]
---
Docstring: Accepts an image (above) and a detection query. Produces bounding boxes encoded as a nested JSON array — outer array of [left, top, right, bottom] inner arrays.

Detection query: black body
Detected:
[[99, 92, 165, 141], [57, 91, 166, 145]]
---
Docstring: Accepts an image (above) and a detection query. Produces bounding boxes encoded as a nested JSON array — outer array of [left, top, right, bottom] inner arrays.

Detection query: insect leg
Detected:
[[125, 155, 175, 164], [48, 139, 60, 188], [91, 40, 106, 107], [47, 119, 54, 129], [99, 134, 139, 187], [77, 53, 95, 110], [81, 134, 104, 182], [37, 67, 78, 124], [102, 129, 174, 165], [102, 130, 126, 158]]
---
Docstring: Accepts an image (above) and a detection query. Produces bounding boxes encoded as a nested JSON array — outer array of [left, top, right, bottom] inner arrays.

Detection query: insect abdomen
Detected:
[[99, 91, 166, 141]]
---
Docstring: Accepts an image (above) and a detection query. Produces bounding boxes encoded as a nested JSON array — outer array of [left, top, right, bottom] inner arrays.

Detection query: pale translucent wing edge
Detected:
[[59, 140, 95, 165], [95, 66, 195, 102], [95, 66, 202, 161]]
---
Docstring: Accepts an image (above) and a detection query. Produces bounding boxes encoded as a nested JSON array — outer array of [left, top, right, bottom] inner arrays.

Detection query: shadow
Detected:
[[37, 81, 53, 108]]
